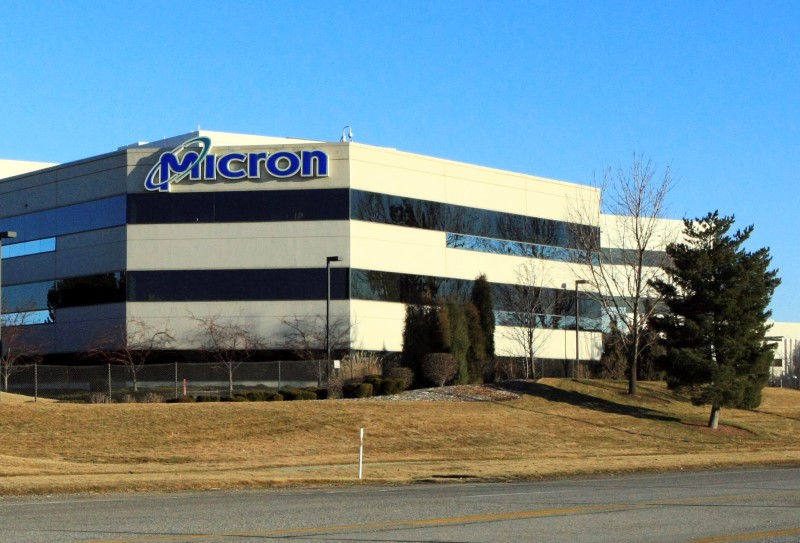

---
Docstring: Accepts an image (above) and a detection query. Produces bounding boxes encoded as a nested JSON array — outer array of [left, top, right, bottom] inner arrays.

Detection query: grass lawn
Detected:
[[1, 379, 799, 495]]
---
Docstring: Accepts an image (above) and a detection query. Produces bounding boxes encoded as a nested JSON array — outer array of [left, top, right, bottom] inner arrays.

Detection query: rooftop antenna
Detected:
[[340, 125, 354, 142]]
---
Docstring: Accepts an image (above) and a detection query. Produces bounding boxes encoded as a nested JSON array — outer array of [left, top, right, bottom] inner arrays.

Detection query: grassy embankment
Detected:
[[1, 379, 799, 495]]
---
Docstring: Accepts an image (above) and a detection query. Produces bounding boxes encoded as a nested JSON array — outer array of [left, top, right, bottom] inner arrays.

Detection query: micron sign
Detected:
[[144, 136, 330, 192]]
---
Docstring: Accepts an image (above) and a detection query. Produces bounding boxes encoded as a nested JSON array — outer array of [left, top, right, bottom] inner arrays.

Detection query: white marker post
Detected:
[[358, 428, 364, 480]]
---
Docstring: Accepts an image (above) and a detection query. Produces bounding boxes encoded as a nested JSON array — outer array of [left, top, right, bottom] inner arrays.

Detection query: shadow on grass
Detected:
[[494, 381, 681, 423]]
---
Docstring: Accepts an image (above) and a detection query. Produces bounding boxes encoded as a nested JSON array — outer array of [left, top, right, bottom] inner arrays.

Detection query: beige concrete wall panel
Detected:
[[350, 221, 446, 276], [56, 227, 127, 277], [600, 214, 683, 250], [54, 153, 129, 206], [2, 252, 56, 285], [349, 144, 600, 222], [349, 300, 406, 352], [496, 327, 602, 361], [444, 249, 580, 286], [350, 160, 446, 202], [0, 181, 59, 217], [127, 222, 350, 270]]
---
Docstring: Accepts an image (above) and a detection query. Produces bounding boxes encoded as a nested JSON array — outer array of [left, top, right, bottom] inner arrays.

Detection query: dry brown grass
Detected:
[[1, 379, 799, 496]]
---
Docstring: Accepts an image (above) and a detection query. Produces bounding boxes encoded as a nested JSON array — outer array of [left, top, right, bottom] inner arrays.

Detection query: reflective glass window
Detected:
[[350, 190, 598, 251], [1, 272, 127, 322], [350, 268, 603, 332], [0, 196, 126, 243], [127, 189, 350, 224], [1, 237, 56, 259], [127, 268, 349, 302], [446, 233, 599, 265], [1, 310, 51, 326]]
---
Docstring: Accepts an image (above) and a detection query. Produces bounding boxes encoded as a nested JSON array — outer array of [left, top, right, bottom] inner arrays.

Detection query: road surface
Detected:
[[2, 467, 799, 542]]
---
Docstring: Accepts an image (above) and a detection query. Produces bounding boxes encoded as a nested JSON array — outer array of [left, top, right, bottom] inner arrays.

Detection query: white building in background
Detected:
[[767, 322, 800, 385]]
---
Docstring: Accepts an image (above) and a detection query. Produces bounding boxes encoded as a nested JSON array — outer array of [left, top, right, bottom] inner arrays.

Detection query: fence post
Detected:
[[107, 363, 111, 401], [278, 360, 282, 390], [174, 361, 178, 400], [34, 363, 38, 403]]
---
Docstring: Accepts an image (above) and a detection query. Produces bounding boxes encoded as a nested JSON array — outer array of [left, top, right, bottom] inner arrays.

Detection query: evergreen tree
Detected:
[[401, 302, 447, 385], [650, 212, 780, 429], [445, 298, 470, 384], [464, 303, 487, 383], [471, 274, 495, 359]]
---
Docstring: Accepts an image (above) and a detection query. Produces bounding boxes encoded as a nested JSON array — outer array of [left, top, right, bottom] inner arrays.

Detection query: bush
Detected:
[[356, 383, 373, 398], [265, 392, 283, 401], [281, 389, 317, 401], [166, 396, 195, 403], [343, 382, 374, 398], [379, 378, 405, 396], [385, 366, 414, 390], [362, 374, 383, 386], [194, 394, 220, 402]]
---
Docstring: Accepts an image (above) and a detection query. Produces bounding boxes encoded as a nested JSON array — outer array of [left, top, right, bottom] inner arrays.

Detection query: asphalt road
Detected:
[[2, 467, 799, 543]]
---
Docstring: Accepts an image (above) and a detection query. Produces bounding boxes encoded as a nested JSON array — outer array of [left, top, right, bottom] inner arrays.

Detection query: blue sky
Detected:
[[1, 1, 797, 320]]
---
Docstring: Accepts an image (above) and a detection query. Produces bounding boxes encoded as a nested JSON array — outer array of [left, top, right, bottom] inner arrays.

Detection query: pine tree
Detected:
[[650, 212, 780, 429]]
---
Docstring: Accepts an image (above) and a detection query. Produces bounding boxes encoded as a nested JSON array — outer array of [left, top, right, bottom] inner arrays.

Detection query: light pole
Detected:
[[326, 256, 341, 383], [0, 231, 18, 359], [574, 279, 588, 379], [561, 283, 567, 376]]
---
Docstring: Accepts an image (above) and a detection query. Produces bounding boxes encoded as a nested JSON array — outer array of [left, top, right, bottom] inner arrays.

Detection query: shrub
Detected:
[[245, 391, 267, 401], [282, 389, 317, 401], [385, 366, 414, 390], [341, 352, 384, 380], [423, 353, 458, 387], [265, 392, 283, 401], [194, 394, 220, 402], [166, 396, 195, 403], [379, 378, 405, 396], [356, 383, 373, 398], [142, 393, 165, 403], [343, 382, 374, 398], [362, 374, 383, 386]]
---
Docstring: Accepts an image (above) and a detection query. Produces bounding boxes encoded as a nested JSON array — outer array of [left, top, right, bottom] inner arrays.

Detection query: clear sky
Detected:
[[1, 1, 797, 320]]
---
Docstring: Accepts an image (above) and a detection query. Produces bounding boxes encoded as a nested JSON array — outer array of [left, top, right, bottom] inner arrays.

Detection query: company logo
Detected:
[[144, 137, 330, 192]]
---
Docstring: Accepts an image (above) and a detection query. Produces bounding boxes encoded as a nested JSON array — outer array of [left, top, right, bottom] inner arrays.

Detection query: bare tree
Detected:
[[422, 353, 458, 387], [280, 314, 352, 387], [0, 306, 42, 393], [88, 319, 174, 392], [569, 155, 674, 395], [191, 315, 264, 397], [496, 258, 558, 379]]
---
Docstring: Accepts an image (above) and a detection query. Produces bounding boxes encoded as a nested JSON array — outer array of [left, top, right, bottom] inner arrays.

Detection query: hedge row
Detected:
[[166, 388, 321, 403], [342, 375, 405, 398]]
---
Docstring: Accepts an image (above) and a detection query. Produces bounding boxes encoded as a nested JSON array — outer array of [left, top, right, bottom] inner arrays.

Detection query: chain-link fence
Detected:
[[2, 360, 326, 402]]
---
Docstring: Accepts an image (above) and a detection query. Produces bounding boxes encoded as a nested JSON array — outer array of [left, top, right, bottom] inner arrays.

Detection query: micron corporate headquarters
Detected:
[[0, 130, 797, 376]]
